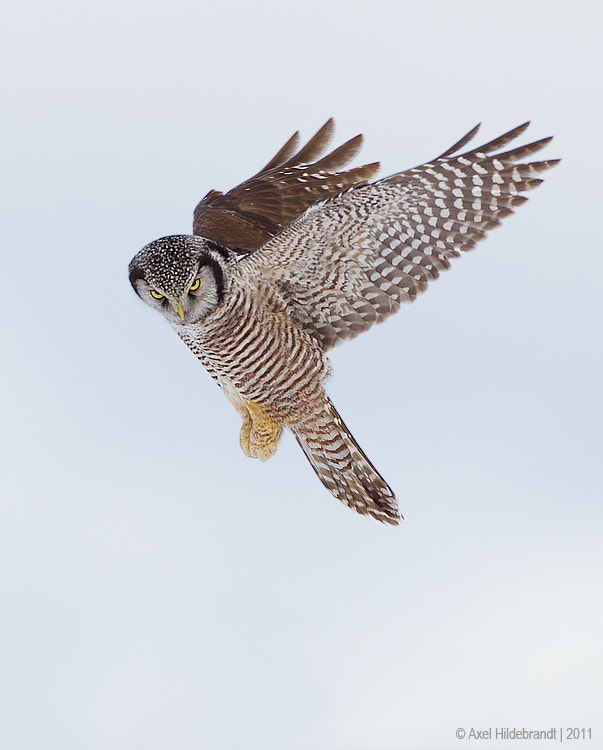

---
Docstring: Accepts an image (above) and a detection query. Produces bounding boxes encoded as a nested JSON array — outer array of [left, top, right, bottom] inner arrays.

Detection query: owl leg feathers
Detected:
[[239, 398, 283, 461], [294, 399, 400, 526]]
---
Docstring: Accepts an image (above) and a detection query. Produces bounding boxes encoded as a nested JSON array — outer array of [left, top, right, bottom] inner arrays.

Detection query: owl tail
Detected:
[[294, 399, 400, 525]]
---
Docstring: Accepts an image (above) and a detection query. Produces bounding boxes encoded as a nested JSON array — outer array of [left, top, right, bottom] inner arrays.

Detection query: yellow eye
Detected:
[[189, 278, 200, 292], [150, 290, 164, 300]]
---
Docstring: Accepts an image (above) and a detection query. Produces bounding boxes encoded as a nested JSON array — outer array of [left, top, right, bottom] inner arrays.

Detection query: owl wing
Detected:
[[192, 119, 380, 254], [193, 119, 379, 254], [240, 122, 559, 350]]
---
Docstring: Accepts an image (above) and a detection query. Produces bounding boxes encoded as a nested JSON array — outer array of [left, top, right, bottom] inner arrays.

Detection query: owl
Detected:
[[129, 119, 557, 525]]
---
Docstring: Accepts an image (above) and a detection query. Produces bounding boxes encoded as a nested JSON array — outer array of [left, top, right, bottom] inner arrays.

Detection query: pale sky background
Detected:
[[1, 1, 601, 749]]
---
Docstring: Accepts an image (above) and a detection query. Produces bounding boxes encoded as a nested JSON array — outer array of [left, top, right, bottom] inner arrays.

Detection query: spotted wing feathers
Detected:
[[243, 123, 559, 350], [193, 119, 380, 254]]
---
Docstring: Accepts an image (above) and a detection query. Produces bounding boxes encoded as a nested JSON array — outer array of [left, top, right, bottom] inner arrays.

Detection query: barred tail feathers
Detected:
[[294, 400, 400, 525]]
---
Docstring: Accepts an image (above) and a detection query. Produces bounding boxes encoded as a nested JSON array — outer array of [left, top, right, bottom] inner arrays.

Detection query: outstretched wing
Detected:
[[241, 122, 559, 350], [193, 119, 380, 254]]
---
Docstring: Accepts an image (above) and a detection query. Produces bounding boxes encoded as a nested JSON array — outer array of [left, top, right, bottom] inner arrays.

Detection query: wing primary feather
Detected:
[[282, 118, 335, 167], [436, 123, 481, 159], [462, 121, 531, 155], [259, 131, 301, 173], [309, 134, 364, 172]]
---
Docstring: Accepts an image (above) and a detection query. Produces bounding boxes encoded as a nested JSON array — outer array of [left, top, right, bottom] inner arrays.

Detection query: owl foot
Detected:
[[239, 399, 283, 461]]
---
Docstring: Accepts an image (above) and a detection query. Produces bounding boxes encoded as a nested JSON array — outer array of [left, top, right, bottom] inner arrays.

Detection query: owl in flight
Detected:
[[129, 119, 557, 525]]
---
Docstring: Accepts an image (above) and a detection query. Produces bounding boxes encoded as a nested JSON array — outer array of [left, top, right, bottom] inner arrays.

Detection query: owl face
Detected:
[[129, 235, 227, 325]]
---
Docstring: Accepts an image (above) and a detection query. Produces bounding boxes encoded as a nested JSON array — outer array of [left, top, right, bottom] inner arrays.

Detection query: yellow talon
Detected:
[[239, 399, 283, 461]]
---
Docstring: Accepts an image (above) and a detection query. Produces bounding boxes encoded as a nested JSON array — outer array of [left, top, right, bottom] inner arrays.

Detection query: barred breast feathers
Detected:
[[177, 278, 331, 423]]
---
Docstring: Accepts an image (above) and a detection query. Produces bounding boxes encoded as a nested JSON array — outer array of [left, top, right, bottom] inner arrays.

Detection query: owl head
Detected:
[[129, 235, 231, 325]]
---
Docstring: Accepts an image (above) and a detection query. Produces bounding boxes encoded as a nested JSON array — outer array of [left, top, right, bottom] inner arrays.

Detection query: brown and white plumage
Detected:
[[193, 118, 380, 254], [129, 120, 558, 525]]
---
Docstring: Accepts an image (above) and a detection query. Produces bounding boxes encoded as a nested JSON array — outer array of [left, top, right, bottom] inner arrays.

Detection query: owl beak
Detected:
[[177, 302, 185, 321]]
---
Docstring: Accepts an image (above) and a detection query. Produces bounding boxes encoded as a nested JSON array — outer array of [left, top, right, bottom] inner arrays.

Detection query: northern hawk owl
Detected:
[[129, 119, 558, 525]]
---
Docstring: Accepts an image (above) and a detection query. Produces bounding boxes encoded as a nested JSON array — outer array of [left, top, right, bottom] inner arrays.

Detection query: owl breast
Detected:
[[176, 279, 331, 426]]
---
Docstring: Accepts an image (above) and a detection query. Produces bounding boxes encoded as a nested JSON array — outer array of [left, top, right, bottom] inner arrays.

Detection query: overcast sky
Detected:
[[1, 1, 601, 748]]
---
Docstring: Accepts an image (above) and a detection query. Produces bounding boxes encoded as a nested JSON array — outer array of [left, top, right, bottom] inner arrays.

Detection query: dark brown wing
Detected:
[[192, 119, 380, 254]]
